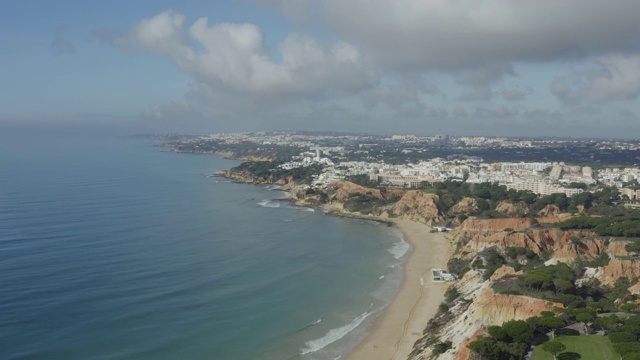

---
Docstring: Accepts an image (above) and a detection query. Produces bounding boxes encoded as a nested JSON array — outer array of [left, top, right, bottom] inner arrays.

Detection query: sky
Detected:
[[2, 0, 640, 138]]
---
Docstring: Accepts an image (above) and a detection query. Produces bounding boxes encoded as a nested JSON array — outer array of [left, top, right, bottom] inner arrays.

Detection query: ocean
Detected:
[[0, 125, 408, 360]]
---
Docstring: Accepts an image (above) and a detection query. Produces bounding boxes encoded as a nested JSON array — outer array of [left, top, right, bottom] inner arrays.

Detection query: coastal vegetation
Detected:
[[224, 161, 326, 184], [197, 133, 640, 360], [530, 335, 616, 360], [468, 308, 640, 360]]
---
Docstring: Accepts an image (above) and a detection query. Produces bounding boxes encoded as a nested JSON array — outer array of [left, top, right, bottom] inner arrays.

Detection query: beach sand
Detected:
[[345, 220, 452, 360]]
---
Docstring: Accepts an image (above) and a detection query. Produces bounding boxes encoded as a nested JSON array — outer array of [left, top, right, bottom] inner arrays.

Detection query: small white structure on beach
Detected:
[[434, 226, 453, 232], [431, 268, 457, 282]]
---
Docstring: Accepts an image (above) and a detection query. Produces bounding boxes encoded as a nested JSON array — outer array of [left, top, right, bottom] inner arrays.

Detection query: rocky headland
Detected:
[[217, 168, 640, 360]]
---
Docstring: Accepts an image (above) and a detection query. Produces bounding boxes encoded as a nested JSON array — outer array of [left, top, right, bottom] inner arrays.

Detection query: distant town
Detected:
[[147, 131, 640, 204], [139, 130, 640, 360]]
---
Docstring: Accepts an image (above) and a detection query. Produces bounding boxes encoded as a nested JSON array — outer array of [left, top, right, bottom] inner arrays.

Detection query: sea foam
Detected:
[[258, 200, 281, 208], [300, 306, 374, 355], [387, 237, 410, 259]]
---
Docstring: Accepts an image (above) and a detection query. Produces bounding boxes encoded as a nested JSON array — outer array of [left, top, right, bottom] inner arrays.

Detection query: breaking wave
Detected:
[[300, 305, 374, 355]]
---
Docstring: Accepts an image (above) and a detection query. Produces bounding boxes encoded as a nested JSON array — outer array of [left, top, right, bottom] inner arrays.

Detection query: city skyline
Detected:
[[2, 0, 640, 138]]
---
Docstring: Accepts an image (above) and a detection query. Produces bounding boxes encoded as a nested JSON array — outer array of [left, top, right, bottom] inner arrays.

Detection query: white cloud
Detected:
[[550, 55, 640, 105], [549, 75, 586, 106], [317, 0, 640, 70], [115, 11, 375, 97], [588, 55, 640, 103]]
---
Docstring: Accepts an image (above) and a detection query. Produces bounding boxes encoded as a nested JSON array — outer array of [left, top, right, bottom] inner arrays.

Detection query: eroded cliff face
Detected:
[[410, 217, 638, 360], [596, 257, 640, 286], [385, 191, 445, 225], [326, 181, 405, 202], [410, 267, 563, 360], [449, 197, 478, 215], [453, 218, 533, 239], [319, 182, 445, 225], [495, 201, 529, 216]]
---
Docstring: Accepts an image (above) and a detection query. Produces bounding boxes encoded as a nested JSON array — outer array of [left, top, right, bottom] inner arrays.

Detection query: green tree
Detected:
[[467, 339, 502, 360], [542, 341, 566, 360], [487, 325, 508, 342], [614, 342, 640, 356], [537, 316, 565, 338], [573, 307, 597, 334], [502, 319, 535, 344], [609, 332, 637, 343], [621, 303, 638, 313]]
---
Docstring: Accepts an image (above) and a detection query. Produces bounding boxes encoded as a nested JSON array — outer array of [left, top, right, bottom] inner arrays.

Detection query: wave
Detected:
[[304, 208, 315, 212], [387, 238, 410, 259], [295, 316, 324, 334], [300, 305, 374, 355], [258, 200, 281, 208]]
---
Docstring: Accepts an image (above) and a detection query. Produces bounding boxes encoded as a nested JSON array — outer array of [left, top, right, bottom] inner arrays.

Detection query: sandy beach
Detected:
[[345, 220, 452, 360]]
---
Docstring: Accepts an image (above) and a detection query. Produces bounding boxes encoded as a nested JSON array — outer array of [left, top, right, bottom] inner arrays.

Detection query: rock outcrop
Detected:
[[411, 268, 563, 360], [409, 216, 639, 360], [325, 181, 404, 202], [385, 191, 445, 225], [539, 204, 561, 216], [450, 197, 479, 214], [495, 201, 529, 216], [596, 257, 640, 286]]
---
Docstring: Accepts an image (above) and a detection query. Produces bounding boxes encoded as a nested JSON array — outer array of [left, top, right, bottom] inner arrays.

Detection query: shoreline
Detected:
[[345, 220, 452, 360], [236, 178, 455, 360], [284, 189, 455, 360]]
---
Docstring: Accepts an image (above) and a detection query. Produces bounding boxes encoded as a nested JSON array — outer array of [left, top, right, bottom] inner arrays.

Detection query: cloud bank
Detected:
[[102, 1, 640, 136], [115, 11, 375, 97]]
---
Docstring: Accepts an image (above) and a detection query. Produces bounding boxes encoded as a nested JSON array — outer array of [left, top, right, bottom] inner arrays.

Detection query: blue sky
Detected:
[[2, 0, 640, 137]]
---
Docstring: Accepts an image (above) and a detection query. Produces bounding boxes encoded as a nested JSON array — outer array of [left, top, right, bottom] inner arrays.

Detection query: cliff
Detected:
[[218, 169, 294, 185], [449, 197, 479, 215], [410, 216, 639, 360], [410, 267, 563, 360], [495, 201, 529, 216], [326, 181, 405, 202], [596, 256, 640, 286], [384, 191, 445, 225]]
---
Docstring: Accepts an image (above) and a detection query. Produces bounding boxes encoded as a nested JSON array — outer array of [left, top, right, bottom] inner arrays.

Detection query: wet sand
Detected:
[[345, 220, 452, 360]]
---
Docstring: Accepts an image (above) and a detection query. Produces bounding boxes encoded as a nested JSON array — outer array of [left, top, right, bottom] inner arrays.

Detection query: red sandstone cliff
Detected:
[[385, 191, 445, 225], [326, 181, 405, 202]]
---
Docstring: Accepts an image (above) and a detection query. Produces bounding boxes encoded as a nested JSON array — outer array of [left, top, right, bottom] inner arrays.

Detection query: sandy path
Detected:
[[345, 220, 452, 360]]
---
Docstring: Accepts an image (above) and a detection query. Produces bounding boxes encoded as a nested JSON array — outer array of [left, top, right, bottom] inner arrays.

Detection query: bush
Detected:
[[438, 302, 449, 313], [621, 303, 638, 313], [444, 287, 460, 303], [615, 342, 640, 356], [610, 332, 637, 343], [433, 341, 452, 355], [447, 257, 470, 277]]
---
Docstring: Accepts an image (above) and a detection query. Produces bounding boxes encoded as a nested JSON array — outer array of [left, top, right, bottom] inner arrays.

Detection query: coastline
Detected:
[[227, 175, 455, 360], [345, 220, 452, 360]]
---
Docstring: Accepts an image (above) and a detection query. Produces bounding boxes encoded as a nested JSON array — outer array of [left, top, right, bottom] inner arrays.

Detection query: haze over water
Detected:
[[0, 126, 407, 360]]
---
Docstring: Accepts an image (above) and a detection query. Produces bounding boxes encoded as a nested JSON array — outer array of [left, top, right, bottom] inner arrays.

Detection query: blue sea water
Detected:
[[0, 126, 408, 360]]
